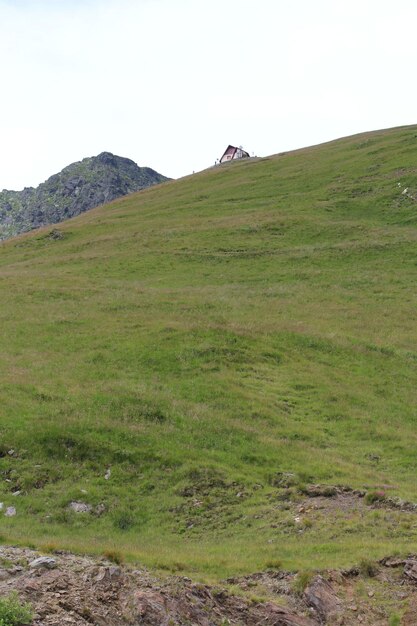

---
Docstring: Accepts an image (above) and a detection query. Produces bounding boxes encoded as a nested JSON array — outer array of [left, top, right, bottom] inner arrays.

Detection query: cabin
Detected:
[[219, 145, 250, 164]]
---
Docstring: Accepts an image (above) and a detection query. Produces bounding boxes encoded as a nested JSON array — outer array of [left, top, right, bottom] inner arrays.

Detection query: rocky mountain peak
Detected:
[[96, 151, 118, 165], [0, 153, 170, 240]]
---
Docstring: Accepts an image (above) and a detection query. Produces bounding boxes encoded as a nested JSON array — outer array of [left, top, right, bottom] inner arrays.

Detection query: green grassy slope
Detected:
[[0, 125, 417, 578]]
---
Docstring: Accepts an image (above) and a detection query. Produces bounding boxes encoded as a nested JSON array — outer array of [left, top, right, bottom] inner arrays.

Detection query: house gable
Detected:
[[219, 145, 249, 164]]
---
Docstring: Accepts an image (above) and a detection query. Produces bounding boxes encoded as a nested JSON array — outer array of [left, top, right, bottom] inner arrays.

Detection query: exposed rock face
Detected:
[[303, 575, 342, 622], [0, 546, 318, 626], [404, 558, 417, 582], [0, 152, 169, 240], [133, 589, 317, 626], [29, 557, 57, 570], [3, 545, 417, 625]]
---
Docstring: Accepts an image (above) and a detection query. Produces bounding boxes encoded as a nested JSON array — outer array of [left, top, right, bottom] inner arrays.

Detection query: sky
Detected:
[[1, 0, 417, 190]]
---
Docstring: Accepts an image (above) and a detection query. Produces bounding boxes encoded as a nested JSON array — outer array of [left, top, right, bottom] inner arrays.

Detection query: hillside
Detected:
[[0, 125, 416, 588], [0, 152, 169, 239]]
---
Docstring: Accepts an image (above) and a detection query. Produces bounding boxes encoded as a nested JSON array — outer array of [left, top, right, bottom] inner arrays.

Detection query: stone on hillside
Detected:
[[380, 556, 405, 568], [304, 575, 342, 621], [259, 603, 318, 625], [95, 503, 107, 516], [404, 559, 417, 582], [96, 566, 122, 583], [304, 484, 338, 497], [69, 501, 92, 513], [47, 228, 64, 240], [29, 556, 57, 570], [5, 506, 16, 517], [272, 472, 297, 488]]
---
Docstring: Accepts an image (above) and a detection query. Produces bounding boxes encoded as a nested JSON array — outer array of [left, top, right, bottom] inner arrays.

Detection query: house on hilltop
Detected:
[[219, 145, 250, 164]]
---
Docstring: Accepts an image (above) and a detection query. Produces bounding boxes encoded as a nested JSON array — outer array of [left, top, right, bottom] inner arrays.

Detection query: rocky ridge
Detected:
[[0, 152, 169, 240], [1, 546, 417, 624]]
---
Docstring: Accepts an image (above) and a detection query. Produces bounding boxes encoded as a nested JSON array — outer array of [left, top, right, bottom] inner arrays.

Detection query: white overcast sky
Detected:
[[1, 0, 417, 189]]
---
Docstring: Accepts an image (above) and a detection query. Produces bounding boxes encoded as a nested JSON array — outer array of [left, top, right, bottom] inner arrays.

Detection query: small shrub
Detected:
[[102, 550, 124, 565], [265, 559, 282, 570], [298, 484, 337, 497], [51, 509, 74, 525], [276, 488, 295, 502], [80, 607, 93, 621], [138, 481, 155, 495], [359, 558, 378, 577], [250, 594, 268, 604], [113, 512, 135, 531], [42, 543, 58, 554], [355, 580, 366, 598], [0, 592, 32, 625], [365, 490, 386, 505], [223, 585, 246, 599], [153, 561, 171, 571], [47, 228, 64, 241], [0, 444, 10, 458], [170, 561, 186, 572], [292, 570, 314, 595], [271, 472, 297, 488], [389, 614, 401, 626], [141, 405, 166, 423]]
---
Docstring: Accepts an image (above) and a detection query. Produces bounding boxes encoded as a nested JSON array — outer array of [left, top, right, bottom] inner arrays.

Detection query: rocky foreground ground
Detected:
[[1, 545, 417, 625]]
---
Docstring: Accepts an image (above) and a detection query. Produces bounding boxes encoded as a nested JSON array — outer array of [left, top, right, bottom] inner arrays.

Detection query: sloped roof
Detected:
[[220, 145, 249, 162]]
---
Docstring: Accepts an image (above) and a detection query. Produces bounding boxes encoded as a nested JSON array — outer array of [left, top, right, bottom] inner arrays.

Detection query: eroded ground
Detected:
[[1, 543, 417, 625]]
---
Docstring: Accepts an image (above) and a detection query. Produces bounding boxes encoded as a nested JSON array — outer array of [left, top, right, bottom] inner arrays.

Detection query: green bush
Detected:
[[0, 592, 32, 625], [113, 511, 135, 531], [359, 558, 378, 577], [365, 490, 386, 505], [102, 549, 124, 565], [292, 570, 314, 595], [264, 559, 282, 570]]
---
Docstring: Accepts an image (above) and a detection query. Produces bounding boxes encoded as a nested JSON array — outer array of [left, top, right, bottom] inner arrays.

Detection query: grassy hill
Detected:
[[0, 125, 416, 580]]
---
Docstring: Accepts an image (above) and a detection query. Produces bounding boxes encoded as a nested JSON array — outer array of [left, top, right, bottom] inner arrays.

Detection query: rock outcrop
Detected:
[[2, 546, 417, 624], [0, 546, 318, 626], [303, 575, 342, 622], [0, 152, 169, 240]]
